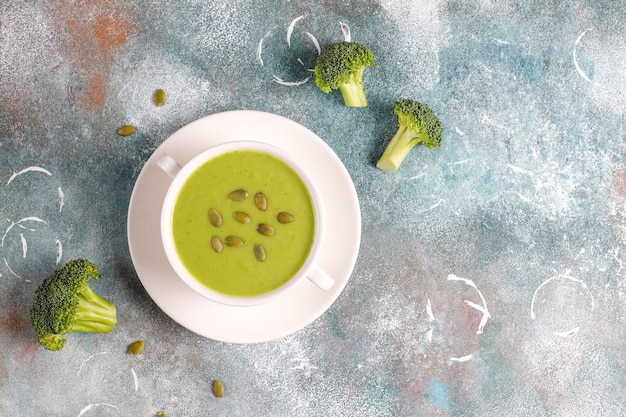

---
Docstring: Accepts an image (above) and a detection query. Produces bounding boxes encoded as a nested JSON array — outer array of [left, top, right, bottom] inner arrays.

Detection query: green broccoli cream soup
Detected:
[[172, 150, 315, 297]]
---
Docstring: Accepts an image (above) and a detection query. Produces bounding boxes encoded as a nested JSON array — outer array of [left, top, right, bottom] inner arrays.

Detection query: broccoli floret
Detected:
[[314, 41, 377, 107], [30, 259, 117, 351], [376, 99, 443, 171]]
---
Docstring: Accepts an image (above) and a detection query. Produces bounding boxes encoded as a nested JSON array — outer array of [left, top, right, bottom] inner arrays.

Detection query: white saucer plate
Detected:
[[127, 110, 361, 343]]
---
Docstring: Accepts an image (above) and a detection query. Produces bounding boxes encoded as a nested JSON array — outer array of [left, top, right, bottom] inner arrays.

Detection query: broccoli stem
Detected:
[[376, 126, 423, 172], [338, 68, 368, 107], [70, 286, 117, 333]]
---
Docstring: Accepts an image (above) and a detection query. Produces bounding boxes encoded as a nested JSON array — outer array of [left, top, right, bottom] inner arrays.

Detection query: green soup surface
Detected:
[[172, 150, 315, 297]]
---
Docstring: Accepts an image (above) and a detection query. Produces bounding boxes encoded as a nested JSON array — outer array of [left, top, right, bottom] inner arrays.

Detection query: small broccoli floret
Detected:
[[376, 99, 443, 171], [314, 41, 377, 107], [30, 259, 117, 351]]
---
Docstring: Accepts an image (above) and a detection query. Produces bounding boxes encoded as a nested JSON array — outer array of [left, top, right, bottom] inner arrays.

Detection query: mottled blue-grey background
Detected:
[[1, 0, 625, 416]]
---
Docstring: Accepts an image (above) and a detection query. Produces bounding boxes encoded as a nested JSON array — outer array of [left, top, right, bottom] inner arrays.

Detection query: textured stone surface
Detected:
[[1, 1, 625, 415]]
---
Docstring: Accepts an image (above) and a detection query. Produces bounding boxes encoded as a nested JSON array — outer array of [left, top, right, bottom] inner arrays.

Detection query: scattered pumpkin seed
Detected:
[[117, 125, 136, 136], [156, 412, 167, 417], [233, 211, 252, 224], [254, 192, 268, 211], [225, 235, 244, 247], [228, 189, 248, 201], [257, 223, 275, 236], [253, 244, 266, 261], [211, 236, 223, 253], [208, 208, 223, 227], [213, 380, 224, 398], [277, 212, 295, 224], [154, 88, 166, 106], [127, 340, 144, 355]]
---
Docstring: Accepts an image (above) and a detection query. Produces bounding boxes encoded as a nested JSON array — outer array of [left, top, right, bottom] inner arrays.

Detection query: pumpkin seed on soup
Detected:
[[208, 208, 222, 227], [277, 212, 295, 224], [225, 235, 244, 247], [211, 236, 223, 253], [228, 189, 248, 201], [257, 223, 275, 236], [253, 244, 266, 261], [233, 211, 251, 224], [254, 192, 268, 211]]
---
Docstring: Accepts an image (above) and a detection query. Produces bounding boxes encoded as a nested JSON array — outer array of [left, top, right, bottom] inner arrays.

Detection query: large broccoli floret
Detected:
[[376, 99, 444, 171], [314, 41, 377, 107], [30, 259, 117, 351]]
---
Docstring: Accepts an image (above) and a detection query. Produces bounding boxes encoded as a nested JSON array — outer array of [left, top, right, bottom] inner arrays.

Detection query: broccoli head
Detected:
[[30, 259, 117, 351], [376, 99, 443, 171], [314, 41, 377, 107]]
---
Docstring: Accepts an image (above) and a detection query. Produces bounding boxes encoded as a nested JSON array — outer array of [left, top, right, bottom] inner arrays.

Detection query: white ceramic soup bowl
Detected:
[[157, 140, 334, 307]]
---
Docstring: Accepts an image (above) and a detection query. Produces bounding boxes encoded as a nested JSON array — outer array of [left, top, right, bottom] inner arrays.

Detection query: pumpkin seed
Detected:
[[127, 340, 144, 355], [208, 208, 223, 227], [156, 412, 167, 417], [211, 236, 223, 253], [253, 244, 266, 261], [225, 235, 244, 247], [117, 125, 136, 136], [277, 212, 295, 224], [228, 189, 248, 201], [233, 211, 251, 224], [257, 223, 275, 236], [213, 379, 224, 398], [254, 192, 268, 211], [154, 88, 166, 106]]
